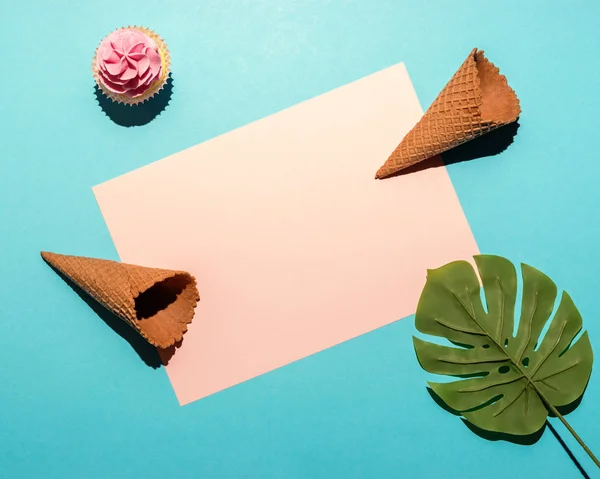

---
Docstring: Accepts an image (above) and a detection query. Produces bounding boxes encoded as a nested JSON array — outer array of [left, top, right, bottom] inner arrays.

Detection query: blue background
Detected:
[[1, 0, 599, 477]]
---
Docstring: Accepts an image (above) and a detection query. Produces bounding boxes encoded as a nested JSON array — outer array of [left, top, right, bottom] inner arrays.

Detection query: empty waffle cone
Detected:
[[41, 252, 199, 349], [375, 48, 521, 179]]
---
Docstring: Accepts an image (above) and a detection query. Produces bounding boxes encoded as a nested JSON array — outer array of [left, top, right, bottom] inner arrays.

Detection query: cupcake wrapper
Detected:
[[92, 26, 171, 106]]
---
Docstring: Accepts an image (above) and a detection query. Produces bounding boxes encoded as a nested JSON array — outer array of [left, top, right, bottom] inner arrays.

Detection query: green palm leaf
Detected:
[[414, 255, 597, 465]]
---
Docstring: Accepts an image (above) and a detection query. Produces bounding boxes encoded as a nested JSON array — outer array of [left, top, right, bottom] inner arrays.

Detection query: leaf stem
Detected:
[[543, 398, 600, 468], [450, 287, 598, 467]]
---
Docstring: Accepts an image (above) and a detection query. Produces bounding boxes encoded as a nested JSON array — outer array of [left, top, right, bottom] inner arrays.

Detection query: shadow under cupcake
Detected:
[[95, 73, 173, 127]]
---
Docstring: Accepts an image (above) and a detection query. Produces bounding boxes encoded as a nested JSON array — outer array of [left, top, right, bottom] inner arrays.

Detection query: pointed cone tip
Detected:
[[40, 251, 63, 264], [374, 168, 389, 180]]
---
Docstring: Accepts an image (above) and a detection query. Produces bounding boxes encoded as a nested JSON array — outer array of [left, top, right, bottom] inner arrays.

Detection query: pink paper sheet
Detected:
[[94, 63, 478, 405]]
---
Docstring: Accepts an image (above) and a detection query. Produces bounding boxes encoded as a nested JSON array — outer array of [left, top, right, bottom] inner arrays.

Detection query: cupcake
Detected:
[[93, 26, 170, 105]]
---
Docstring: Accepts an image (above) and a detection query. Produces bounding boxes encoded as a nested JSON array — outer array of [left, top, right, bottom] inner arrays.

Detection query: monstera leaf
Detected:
[[414, 255, 594, 447]]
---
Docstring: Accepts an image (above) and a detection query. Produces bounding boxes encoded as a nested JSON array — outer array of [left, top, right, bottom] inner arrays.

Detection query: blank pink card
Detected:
[[94, 63, 478, 405]]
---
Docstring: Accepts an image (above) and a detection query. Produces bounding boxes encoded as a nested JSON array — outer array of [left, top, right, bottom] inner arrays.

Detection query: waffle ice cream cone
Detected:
[[375, 48, 521, 179], [41, 252, 199, 349]]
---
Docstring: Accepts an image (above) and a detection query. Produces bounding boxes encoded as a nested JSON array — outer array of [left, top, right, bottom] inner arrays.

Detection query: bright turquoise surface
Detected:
[[1, 1, 599, 477]]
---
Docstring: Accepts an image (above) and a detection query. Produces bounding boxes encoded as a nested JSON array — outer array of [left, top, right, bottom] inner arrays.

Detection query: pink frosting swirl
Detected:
[[96, 29, 163, 98]]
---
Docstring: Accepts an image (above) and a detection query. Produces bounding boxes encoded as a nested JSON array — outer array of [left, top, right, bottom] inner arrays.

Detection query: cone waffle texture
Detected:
[[42, 252, 199, 349], [92, 26, 171, 106], [375, 48, 521, 179]]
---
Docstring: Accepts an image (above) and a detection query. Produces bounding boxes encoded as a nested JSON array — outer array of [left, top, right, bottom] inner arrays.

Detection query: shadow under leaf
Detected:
[[426, 386, 591, 477], [461, 418, 545, 446], [95, 73, 174, 127], [426, 387, 461, 416], [552, 381, 588, 417], [427, 386, 545, 445], [44, 262, 163, 368], [546, 421, 590, 479]]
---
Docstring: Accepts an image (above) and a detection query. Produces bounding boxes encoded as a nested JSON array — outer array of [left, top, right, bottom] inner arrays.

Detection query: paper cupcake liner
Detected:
[[92, 26, 171, 106]]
